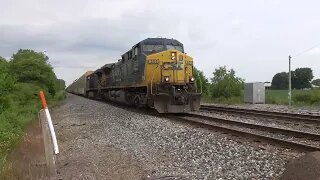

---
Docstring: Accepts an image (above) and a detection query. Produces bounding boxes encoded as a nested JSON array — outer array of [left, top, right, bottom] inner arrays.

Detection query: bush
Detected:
[[0, 50, 65, 172], [292, 89, 320, 105], [210, 66, 244, 99], [311, 89, 320, 105], [293, 93, 312, 103]]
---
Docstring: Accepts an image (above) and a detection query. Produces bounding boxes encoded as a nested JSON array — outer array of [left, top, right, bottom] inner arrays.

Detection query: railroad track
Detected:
[[200, 105, 320, 124], [171, 113, 320, 152]]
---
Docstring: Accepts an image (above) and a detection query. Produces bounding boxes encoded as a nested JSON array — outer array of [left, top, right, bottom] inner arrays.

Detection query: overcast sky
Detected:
[[1, 0, 319, 85]]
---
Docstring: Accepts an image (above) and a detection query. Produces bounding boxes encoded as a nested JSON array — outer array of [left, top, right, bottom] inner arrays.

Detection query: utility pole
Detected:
[[288, 55, 292, 107]]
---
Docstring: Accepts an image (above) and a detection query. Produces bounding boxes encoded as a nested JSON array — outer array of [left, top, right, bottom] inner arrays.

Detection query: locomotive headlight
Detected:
[[164, 76, 170, 82], [171, 52, 176, 60], [190, 76, 195, 82]]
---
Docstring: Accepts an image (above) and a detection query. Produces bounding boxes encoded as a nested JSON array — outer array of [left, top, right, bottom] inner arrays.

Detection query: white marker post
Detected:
[[39, 91, 59, 154]]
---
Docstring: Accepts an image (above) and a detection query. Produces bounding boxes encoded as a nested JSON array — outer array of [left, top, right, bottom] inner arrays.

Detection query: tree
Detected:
[[57, 79, 66, 90], [0, 56, 6, 64], [271, 72, 288, 89], [292, 68, 313, 89], [9, 49, 58, 95], [210, 66, 244, 98], [193, 68, 209, 96], [312, 79, 320, 86], [0, 57, 15, 111], [0, 57, 14, 95]]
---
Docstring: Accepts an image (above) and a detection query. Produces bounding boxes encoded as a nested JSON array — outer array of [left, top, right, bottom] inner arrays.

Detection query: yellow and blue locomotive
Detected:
[[68, 38, 201, 113]]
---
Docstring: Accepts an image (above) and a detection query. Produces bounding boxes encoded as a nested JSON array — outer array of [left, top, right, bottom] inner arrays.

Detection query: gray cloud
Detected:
[[1, 0, 320, 85]]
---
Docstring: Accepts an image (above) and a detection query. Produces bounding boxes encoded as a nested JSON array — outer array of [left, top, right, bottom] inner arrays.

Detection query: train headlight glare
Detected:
[[171, 52, 176, 60], [164, 76, 170, 82], [190, 77, 195, 82]]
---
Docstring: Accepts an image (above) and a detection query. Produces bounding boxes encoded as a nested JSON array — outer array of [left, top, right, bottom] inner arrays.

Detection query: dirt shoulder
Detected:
[[1, 121, 47, 179]]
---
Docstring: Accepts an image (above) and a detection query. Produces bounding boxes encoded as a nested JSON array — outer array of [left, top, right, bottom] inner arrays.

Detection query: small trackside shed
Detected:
[[244, 82, 265, 104]]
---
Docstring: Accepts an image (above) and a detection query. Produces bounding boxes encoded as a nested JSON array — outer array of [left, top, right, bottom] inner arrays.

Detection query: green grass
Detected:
[[265, 89, 289, 105], [201, 88, 320, 106], [0, 83, 65, 172], [266, 89, 320, 106]]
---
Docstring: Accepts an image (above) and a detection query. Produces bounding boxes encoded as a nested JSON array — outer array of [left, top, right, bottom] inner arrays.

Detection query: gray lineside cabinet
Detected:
[[244, 82, 265, 104]]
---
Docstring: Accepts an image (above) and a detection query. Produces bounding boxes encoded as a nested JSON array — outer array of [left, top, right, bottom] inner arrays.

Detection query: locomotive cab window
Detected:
[[142, 44, 164, 52], [166, 45, 183, 52]]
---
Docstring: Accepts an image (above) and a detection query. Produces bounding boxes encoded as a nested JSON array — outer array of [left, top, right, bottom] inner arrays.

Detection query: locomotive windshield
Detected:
[[142, 45, 164, 52], [166, 45, 183, 52], [142, 44, 184, 53]]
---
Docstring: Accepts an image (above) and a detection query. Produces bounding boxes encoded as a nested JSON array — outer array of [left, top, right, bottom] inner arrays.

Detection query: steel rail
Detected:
[[172, 113, 320, 152], [200, 105, 320, 124]]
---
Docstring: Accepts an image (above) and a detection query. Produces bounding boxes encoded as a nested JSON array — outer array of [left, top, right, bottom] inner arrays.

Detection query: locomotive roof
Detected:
[[94, 63, 114, 74], [137, 38, 183, 46]]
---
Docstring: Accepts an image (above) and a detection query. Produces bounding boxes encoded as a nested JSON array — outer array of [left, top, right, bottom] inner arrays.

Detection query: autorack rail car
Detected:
[[67, 38, 201, 113], [66, 71, 93, 96]]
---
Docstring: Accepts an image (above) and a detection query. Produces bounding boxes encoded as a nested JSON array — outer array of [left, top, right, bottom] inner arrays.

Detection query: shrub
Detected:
[[0, 50, 65, 173], [292, 89, 320, 105], [311, 89, 320, 105], [293, 93, 312, 103], [210, 66, 244, 99]]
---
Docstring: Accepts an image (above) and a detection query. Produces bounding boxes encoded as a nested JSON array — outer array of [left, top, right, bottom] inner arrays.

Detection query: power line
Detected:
[[294, 42, 320, 57]]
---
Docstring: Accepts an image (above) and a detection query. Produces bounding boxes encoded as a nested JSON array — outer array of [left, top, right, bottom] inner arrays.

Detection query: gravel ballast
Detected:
[[201, 103, 320, 116], [52, 94, 300, 179]]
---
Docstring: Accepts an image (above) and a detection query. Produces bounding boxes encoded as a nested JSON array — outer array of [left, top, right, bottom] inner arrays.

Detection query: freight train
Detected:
[[67, 38, 201, 113]]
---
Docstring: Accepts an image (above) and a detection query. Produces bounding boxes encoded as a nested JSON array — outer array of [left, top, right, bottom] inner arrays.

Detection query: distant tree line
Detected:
[[271, 68, 315, 89], [195, 65, 319, 103]]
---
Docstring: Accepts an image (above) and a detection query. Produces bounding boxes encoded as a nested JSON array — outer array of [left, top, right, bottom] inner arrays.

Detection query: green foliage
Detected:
[[0, 83, 42, 170], [292, 68, 313, 89], [266, 89, 288, 105], [57, 79, 66, 90], [9, 49, 57, 96], [0, 61, 15, 112], [312, 79, 320, 86], [0, 56, 7, 64], [193, 68, 209, 96], [271, 68, 314, 90], [271, 72, 288, 89], [210, 66, 244, 99], [0, 49, 65, 172], [266, 89, 320, 106], [293, 89, 320, 105]]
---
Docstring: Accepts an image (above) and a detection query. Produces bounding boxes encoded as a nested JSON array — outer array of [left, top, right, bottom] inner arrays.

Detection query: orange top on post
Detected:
[[39, 91, 48, 109]]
